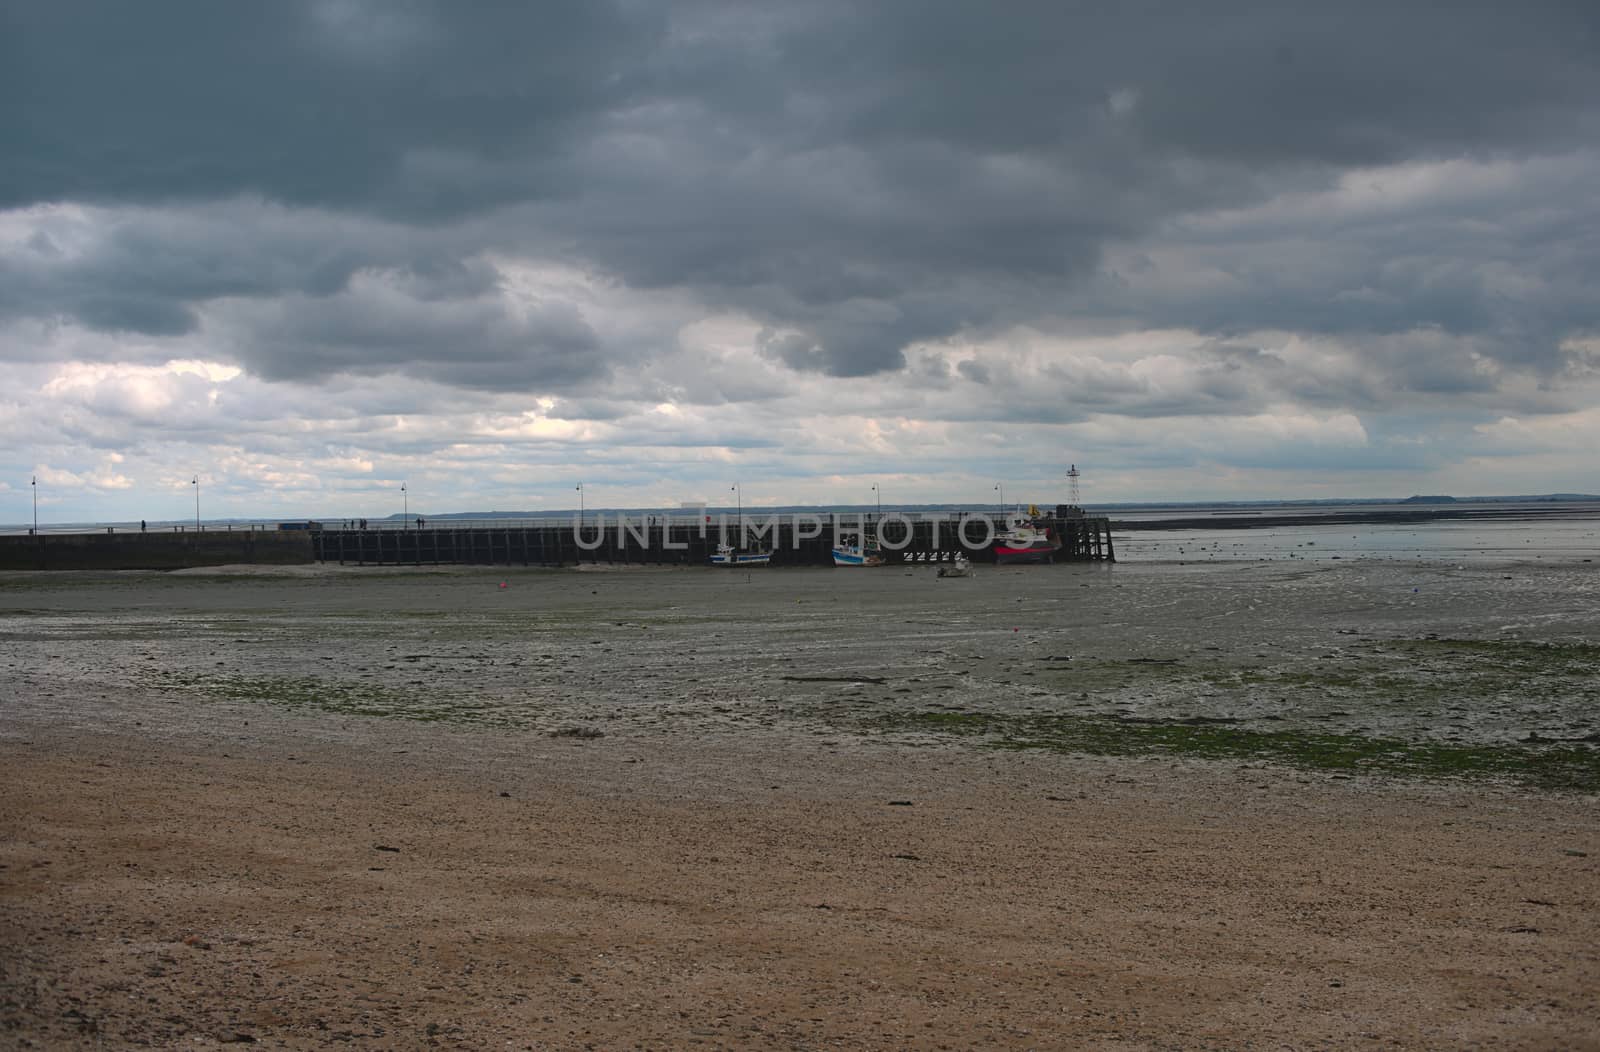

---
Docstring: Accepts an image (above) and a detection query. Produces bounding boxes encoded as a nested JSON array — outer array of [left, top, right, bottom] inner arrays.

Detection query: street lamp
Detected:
[[575, 481, 583, 523], [31, 475, 37, 535], [192, 476, 200, 532], [731, 483, 741, 541], [401, 482, 408, 528], [995, 482, 1005, 521], [871, 482, 880, 522]]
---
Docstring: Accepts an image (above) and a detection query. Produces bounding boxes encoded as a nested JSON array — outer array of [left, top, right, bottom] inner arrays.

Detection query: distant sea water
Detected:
[[1112, 501, 1600, 564]]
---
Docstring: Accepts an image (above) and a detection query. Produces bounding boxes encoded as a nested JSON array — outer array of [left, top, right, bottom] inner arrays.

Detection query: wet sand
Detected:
[[2, 561, 1598, 1048]]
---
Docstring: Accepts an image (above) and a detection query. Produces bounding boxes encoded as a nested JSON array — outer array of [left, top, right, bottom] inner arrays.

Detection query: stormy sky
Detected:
[[4, 1, 1599, 522]]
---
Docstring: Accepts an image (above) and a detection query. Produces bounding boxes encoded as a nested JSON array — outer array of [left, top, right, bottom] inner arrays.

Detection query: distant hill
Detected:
[[1399, 495, 1458, 504]]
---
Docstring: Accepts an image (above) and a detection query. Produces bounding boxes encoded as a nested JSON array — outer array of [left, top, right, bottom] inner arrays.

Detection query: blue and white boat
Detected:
[[832, 533, 885, 567], [710, 543, 772, 567]]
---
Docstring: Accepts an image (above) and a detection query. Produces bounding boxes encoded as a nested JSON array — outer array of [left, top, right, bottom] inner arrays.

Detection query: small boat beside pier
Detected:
[[710, 543, 772, 567], [832, 533, 886, 566]]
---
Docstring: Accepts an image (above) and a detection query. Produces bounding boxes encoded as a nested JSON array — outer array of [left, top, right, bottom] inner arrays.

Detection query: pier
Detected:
[[0, 509, 1114, 571], [0, 528, 313, 571], [312, 508, 1115, 568]]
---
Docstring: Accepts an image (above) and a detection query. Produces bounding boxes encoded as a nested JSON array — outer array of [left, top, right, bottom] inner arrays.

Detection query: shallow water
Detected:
[[1115, 516, 1600, 564]]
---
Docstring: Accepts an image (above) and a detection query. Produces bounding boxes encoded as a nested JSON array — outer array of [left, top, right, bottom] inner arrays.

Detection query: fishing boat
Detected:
[[832, 532, 886, 566], [993, 514, 1060, 565], [709, 543, 772, 567]]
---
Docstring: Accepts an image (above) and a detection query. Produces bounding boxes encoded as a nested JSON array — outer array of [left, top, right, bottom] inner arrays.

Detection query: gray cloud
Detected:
[[5, 0, 1600, 524], [6, 1, 1597, 385], [0, 1, 661, 216], [221, 278, 605, 389], [0, 202, 629, 388], [1071, 151, 1600, 395]]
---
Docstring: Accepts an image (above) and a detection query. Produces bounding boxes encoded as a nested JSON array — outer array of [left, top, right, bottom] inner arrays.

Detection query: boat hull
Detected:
[[710, 552, 772, 566], [994, 543, 1055, 565], [832, 549, 885, 567]]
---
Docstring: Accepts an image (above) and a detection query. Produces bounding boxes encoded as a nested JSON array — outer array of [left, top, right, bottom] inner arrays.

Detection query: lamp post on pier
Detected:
[[401, 482, 408, 529], [994, 482, 1005, 520], [31, 475, 37, 535], [575, 481, 584, 524], [731, 484, 741, 545], [192, 476, 200, 532]]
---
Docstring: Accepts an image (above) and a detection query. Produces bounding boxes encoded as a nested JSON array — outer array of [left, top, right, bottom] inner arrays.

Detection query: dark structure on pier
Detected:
[[312, 508, 1114, 568], [0, 528, 313, 571]]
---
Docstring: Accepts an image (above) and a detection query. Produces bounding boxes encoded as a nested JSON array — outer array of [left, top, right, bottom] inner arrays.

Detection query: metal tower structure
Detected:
[[1066, 463, 1081, 507]]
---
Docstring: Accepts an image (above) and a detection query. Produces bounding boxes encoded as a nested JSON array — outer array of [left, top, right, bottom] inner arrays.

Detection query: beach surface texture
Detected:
[[3, 557, 1597, 1049]]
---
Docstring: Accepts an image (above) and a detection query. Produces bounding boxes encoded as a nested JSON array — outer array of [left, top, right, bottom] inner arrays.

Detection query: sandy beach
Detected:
[[3, 560, 1598, 1049]]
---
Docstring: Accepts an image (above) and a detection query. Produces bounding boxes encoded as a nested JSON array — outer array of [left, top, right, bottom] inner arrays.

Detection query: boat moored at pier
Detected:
[[993, 514, 1061, 564], [832, 533, 886, 566], [710, 543, 772, 567]]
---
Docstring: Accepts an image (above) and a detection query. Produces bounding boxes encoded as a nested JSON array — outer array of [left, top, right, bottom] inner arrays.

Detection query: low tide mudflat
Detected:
[[2, 556, 1597, 1048]]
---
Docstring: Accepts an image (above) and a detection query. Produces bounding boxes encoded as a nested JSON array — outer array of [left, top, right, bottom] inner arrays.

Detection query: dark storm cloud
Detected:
[[807, 3, 1600, 164], [0, 0, 661, 215], [3, 0, 1599, 386]]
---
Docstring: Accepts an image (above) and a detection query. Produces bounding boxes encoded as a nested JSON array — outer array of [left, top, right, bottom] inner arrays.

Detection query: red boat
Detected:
[[993, 515, 1060, 564]]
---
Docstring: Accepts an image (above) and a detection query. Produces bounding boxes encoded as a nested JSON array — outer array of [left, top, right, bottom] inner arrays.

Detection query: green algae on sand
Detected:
[[868, 710, 1600, 791]]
